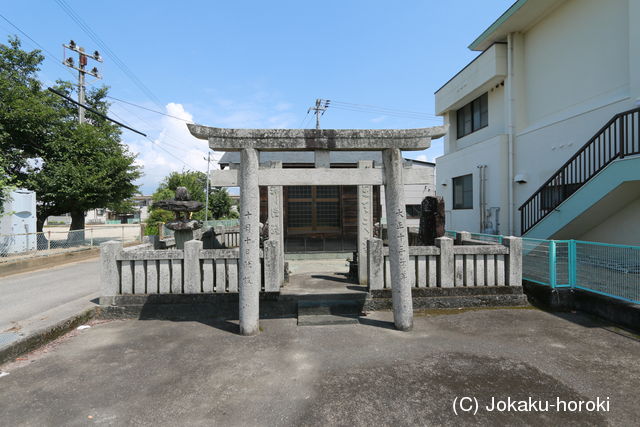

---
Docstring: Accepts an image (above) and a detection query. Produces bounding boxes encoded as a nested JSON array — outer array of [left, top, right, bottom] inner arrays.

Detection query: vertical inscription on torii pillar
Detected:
[[267, 171, 284, 289], [357, 160, 374, 286]]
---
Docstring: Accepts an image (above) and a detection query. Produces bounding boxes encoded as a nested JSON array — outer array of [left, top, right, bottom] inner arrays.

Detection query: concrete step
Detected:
[[298, 300, 362, 316], [297, 314, 359, 326], [297, 300, 362, 326]]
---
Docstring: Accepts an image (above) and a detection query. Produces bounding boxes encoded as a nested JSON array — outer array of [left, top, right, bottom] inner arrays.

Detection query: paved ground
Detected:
[[1, 308, 638, 426], [284, 259, 363, 296], [0, 259, 99, 339]]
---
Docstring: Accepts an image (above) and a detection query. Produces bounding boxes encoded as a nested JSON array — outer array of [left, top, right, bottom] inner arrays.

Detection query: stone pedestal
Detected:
[[382, 148, 413, 331], [174, 230, 194, 250], [239, 148, 260, 336]]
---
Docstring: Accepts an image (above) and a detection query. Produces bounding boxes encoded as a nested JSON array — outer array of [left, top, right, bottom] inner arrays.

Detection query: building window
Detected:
[[405, 204, 422, 219], [456, 93, 488, 138], [453, 174, 473, 209]]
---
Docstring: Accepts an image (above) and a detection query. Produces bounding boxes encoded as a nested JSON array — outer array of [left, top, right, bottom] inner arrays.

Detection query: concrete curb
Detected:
[[0, 307, 98, 366], [0, 248, 100, 278]]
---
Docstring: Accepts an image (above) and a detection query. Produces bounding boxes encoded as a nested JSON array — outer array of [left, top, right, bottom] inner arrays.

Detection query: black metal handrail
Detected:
[[519, 107, 640, 234]]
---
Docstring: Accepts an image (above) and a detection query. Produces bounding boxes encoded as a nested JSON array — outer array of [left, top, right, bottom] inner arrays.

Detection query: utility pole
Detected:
[[307, 99, 330, 129], [62, 40, 102, 124], [204, 151, 211, 222]]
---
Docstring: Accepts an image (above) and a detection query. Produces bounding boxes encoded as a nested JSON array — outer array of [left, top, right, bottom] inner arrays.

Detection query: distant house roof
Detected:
[[218, 151, 434, 168]]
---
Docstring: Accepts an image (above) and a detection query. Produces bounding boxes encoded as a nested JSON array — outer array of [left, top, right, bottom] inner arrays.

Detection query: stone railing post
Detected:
[[263, 239, 280, 292], [435, 236, 454, 288], [367, 238, 383, 290], [100, 240, 122, 300], [144, 235, 159, 249], [503, 236, 523, 286], [456, 231, 471, 245], [184, 239, 203, 294]]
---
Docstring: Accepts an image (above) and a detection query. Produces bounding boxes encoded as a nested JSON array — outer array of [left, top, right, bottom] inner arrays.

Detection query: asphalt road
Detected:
[[0, 259, 100, 335], [1, 308, 639, 426]]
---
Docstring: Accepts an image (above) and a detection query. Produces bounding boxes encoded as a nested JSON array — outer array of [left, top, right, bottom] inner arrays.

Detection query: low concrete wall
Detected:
[[0, 247, 100, 278], [523, 281, 640, 332], [366, 286, 528, 311]]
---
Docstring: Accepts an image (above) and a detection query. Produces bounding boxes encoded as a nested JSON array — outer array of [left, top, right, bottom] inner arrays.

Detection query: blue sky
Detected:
[[1, 0, 513, 194]]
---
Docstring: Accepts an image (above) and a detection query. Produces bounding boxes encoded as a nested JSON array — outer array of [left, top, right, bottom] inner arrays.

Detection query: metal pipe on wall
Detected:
[[477, 165, 487, 232], [507, 33, 516, 235]]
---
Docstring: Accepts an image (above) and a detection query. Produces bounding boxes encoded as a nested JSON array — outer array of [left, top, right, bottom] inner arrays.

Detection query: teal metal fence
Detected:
[[522, 237, 640, 304], [444, 230, 457, 239], [573, 240, 640, 304], [451, 231, 640, 305]]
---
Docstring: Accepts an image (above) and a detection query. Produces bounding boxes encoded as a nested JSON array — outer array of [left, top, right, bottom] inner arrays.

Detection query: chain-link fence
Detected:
[[521, 238, 571, 287], [574, 241, 640, 303], [0, 225, 144, 258]]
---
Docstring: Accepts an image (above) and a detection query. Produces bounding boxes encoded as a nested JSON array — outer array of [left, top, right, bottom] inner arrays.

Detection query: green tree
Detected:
[[0, 154, 14, 212], [209, 187, 236, 219], [0, 37, 141, 231]]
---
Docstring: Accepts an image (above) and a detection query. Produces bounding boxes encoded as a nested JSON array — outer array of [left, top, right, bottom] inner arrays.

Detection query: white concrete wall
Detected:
[[435, 135, 508, 233], [522, 0, 630, 128], [578, 196, 640, 246], [435, 0, 639, 236], [435, 43, 507, 115]]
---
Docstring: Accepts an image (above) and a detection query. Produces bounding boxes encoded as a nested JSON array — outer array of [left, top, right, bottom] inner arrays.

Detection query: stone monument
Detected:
[[153, 186, 203, 249], [418, 196, 445, 246]]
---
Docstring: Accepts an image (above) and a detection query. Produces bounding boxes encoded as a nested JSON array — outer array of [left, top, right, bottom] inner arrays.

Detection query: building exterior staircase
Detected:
[[520, 107, 640, 238]]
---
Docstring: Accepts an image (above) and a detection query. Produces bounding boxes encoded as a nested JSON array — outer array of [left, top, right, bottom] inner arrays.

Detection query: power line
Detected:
[[328, 104, 442, 122], [61, 40, 103, 124], [0, 12, 79, 82], [106, 95, 193, 123], [307, 98, 330, 129], [144, 135, 196, 170], [0, 16, 198, 173], [48, 87, 147, 136], [330, 100, 439, 119], [54, 0, 165, 110], [299, 110, 311, 128]]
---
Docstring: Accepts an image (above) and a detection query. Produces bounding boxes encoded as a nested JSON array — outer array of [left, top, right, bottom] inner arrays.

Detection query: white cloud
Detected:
[[370, 116, 386, 123], [116, 94, 297, 194]]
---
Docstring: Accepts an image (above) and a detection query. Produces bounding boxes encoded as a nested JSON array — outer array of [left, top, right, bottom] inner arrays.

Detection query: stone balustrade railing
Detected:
[[100, 238, 281, 301], [367, 235, 522, 290]]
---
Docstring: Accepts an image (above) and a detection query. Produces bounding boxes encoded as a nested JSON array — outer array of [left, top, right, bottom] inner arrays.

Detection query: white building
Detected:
[[435, 0, 640, 244]]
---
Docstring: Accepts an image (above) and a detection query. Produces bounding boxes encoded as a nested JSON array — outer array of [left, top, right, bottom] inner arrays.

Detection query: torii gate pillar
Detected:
[[238, 148, 260, 335]]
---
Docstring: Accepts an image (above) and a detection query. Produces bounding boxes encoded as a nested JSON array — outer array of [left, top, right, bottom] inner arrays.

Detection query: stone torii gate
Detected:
[[188, 125, 445, 335]]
